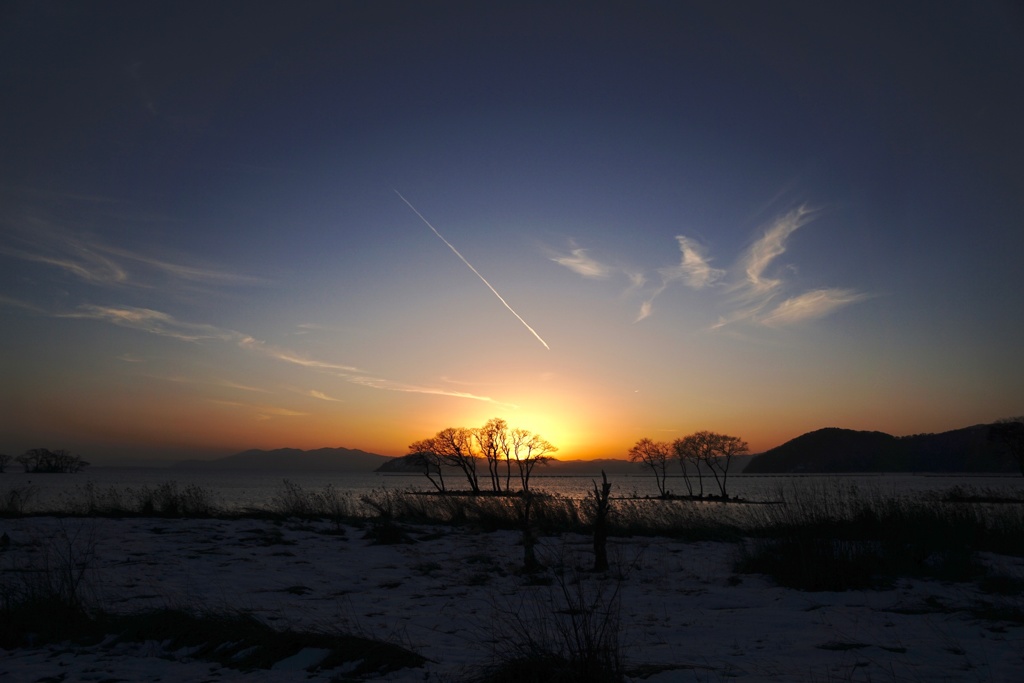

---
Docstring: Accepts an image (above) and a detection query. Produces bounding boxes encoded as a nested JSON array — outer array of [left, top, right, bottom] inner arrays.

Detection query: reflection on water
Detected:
[[3, 467, 1022, 513]]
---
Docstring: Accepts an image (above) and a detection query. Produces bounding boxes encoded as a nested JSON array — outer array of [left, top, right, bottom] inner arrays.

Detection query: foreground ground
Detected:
[[1, 516, 1022, 681]]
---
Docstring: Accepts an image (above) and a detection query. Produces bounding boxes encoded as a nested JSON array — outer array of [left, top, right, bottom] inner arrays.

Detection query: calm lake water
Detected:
[[3, 467, 1023, 513]]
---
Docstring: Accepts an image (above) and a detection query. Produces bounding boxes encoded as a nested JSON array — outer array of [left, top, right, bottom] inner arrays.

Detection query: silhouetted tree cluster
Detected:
[[408, 417, 556, 494], [15, 448, 89, 473], [629, 431, 748, 498], [0, 453, 11, 473], [990, 416, 1024, 477], [627, 439, 671, 497]]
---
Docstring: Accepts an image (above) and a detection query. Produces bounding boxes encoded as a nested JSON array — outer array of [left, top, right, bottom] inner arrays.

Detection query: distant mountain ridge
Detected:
[[172, 422, 1016, 475], [172, 447, 392, 472], [744, 424, 1015, 474]]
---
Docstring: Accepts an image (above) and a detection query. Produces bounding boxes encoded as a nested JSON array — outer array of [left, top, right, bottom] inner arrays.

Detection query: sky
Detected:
[[1, 1, 1022, 465]]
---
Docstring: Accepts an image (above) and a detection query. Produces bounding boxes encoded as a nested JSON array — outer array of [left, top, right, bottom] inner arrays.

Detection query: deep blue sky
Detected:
[[2, 1, 1022, 463]]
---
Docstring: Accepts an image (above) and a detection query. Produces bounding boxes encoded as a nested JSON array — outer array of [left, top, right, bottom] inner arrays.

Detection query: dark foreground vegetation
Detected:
[[2, 477, 1023, 681], [4, 478, 1024, 584], [1, 602, 424, 678]]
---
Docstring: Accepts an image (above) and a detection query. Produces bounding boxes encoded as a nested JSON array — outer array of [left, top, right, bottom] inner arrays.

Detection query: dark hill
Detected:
[[745, 424, 1015, 473], [173, 447, 392, 472]]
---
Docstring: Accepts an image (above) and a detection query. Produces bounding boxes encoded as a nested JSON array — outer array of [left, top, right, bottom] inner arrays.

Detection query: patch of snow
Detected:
[[0, 516, 1021, 681], [271, 647, 331, 670]]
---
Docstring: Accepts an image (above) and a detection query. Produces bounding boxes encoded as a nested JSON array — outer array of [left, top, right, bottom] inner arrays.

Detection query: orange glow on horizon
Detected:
[[10, 354, 1001, 466]]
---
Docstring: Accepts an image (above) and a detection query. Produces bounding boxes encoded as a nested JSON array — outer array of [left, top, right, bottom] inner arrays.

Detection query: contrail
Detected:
[[395, 189, 550, 350]]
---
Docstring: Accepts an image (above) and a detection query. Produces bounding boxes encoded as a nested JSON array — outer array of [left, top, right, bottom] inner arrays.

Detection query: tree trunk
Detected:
[[592, 471, 612, 572]]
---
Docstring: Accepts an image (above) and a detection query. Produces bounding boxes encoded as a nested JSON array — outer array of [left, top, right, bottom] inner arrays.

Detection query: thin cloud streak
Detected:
[[0, 294, 47, 313], [1, 222, 263, 288], [238, 337, 361, 373], [97, 244, 266, 285], [65, 305, 235, 342], [710, 300, 774, 330], [254, 406, 307, 418], [760, 288, 870, 326], [156, 375, 270, 393], [307, 389, 342, 402], [206, 398, 307, 419], [52, 301, 515, 406], [0, 242, 127, 284], [217, 380, 270, 393], [395, 190, 551, 350], [349, 375, 517, 407]]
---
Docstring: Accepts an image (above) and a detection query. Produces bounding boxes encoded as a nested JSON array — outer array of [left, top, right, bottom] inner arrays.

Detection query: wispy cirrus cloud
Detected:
[[553, 203, 867, 329], [160, 375, 270, 393], [0, 294, 47, 314], [237, 337, 361, 373], [637, 235, 726, 321], [216, 379, 270, 393], [349, 376, 517, 407], [715, 205, 870, 327], [635, 300, 654, 322], [48, 301, 511, 406], [0, 220, 264, 289], [662, 236, 726, 290], [97, 244, 265, 285], [710, 300, 774, 330], [291, 322, 335, 335], [0, 240, 127, 284], [760, 288, 870, 326], [205, 398, 307, 420], [736, 204, 817, 298], [550, 242, 650, 318], [65, 305, 237, 342], [306, 389, 342, 402], [252, 406, 308, 419], [550, 245, 614, 278]]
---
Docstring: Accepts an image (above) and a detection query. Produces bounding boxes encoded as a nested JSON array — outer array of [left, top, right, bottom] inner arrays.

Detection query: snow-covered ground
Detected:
[[1, 516, 1022, 681]]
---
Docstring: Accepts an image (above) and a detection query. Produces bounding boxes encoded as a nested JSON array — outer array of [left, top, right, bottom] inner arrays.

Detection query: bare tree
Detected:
[[409, 420, 556, 496], [406, 438, 446, 492], [518, 492, 541, 573], [627, 438, 671, 497], [672, 434, 712, 497], [990, 416, 1024, 477], [16, 448, 89, 474], [704, 433, 748, 499], [476, 417, 509, 492], [674, 432, 747, 498], [433, 427, 481, 493], [0, 453, 10, 473], [510, 428, 556, 493]]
